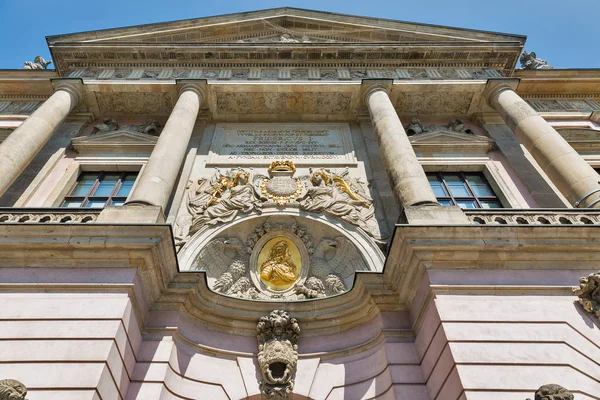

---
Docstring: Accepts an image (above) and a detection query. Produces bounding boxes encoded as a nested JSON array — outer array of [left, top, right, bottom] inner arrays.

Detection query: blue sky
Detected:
[[1, 0, 598, 69]]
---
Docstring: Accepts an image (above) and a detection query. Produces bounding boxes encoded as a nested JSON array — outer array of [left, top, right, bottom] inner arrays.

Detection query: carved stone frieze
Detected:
[[95, 92, 174, 115], [67, 66, 507, 83], [257, 310, 300, 400], [526, 384, 573, 400], [0, 101, 41, 115], [0, 209, 100, 224], [573, 270, 600, 318], [396, 92, 474, 114], [216, 92, 351, 115], [0, 379, 27, 400], [526, 98, 600, 112]]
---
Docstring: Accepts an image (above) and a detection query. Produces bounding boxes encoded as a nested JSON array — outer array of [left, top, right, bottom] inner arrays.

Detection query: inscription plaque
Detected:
[[207, 123, 357, 166]]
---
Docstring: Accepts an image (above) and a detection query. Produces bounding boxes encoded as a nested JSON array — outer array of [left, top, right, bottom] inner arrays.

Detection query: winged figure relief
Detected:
[[296, 237, 368, 298], [187, 169, 267, 234], [297, 168, 384, 239], [191, 237, 257, 297]]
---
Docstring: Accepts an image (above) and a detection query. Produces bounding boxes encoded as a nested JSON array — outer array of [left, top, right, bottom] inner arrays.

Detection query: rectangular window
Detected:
[[426, 172, 502, 209], [61, 171, 138, 208]]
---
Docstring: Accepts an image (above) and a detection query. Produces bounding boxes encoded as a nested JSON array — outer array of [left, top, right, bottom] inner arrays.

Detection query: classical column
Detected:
[[364, 84, 439, 208], [487, 80, 600, 208], [126, 82, 203, 211], [0, 79, 83, 197]]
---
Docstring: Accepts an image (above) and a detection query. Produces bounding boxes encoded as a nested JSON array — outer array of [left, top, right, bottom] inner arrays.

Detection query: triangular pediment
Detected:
[[71, 130, 157, 155], [410, 130, 494, 154], [48, 8, 525, 45]]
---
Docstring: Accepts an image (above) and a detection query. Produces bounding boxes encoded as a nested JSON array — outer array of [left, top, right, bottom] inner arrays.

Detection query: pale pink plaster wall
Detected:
[[0, 291, 140, 400], [413, 269, 600, 400]]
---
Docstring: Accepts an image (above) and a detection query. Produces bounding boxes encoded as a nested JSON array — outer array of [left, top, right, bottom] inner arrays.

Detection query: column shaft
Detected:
[[365, 87, 438, 208], [0, 83, 81, 196], [126, 86, 202, 211], [490, 86, 600, 208]]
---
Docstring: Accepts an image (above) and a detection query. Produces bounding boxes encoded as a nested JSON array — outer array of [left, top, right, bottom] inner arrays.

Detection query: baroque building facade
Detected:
[[0, 7, 599, 400]]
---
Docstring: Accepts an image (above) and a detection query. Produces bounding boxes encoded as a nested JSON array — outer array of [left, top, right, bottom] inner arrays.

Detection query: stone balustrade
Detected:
[[465, 209, 600, 225], [0, 208, 100, 224]]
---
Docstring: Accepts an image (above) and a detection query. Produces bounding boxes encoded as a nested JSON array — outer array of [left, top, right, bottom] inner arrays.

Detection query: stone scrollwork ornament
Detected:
[[257, 310, 300, 400], [0, 379, 27, 400], [573, 271, 600, 318], [526, 384, 574, 400]]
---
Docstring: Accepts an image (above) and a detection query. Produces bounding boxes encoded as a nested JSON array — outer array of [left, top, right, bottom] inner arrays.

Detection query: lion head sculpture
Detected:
[[257, 310, 300, 400]]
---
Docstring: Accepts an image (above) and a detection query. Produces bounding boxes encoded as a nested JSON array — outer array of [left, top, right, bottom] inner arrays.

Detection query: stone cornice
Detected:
[[382, 223, 600, 309]]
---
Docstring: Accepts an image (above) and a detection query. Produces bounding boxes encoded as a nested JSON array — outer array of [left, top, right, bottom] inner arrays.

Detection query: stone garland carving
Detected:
[[257, 310, 300, 400], [573, 271, 600, 318], [520, 51, 553, 70], [23, 56, 51, 70], [0, 379, 27, 400], [526, 384, 573, 400], [92, 118, 163, 136], [404, 118, 474, 136], [191, 220, 367, 300]]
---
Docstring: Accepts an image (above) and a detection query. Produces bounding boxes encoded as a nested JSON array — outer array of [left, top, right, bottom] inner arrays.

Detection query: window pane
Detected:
[[480, 200, 503, 209], [62, 200, 83, 208], [86, 199, 106, 209], [455, 199, 477, 209], [111, 199, 126, 207], [438, 199, 453, 206], [116, 174, 136, 197], [94, 174, 120, 196], [427, 174, 447, 197], [443, 174, 470, 197], [70, 173, 97, 196], [466, 174, 495, 197]]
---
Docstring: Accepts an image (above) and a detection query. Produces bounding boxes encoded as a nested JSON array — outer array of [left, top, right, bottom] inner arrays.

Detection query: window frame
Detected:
[[426, 171, 502, 209], [61, 171, 138, 209]]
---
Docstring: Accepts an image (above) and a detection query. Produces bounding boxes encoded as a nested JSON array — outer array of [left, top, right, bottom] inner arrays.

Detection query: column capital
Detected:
[[51, 78, 84, 105], [483, 78, 520, 108], [176, 79, 207, 104], [361, 79, 393, 104]]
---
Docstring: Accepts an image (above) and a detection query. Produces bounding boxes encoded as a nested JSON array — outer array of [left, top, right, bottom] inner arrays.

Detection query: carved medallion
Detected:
[[258, 238, 302, 291]]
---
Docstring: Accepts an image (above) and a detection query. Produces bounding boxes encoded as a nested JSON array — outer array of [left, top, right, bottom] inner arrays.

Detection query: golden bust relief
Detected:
[[258, 238, 301, 290]]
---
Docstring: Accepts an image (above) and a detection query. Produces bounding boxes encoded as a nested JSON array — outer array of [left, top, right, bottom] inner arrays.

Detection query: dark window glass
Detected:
[[61, 171, 138, 208], [426, 172, 502, 209]]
